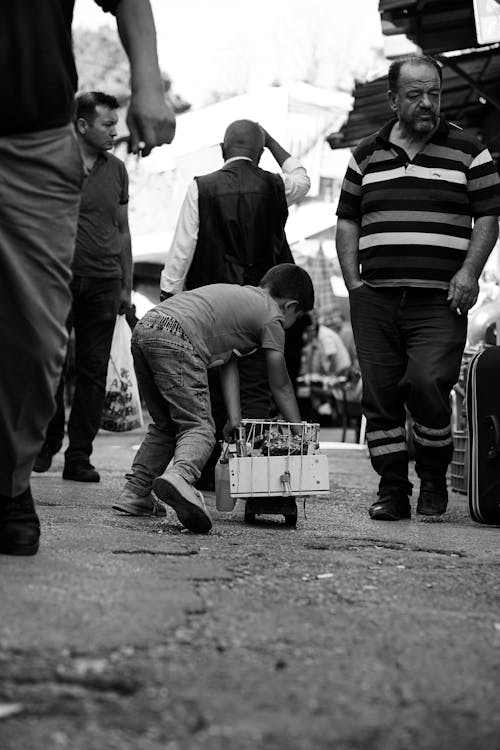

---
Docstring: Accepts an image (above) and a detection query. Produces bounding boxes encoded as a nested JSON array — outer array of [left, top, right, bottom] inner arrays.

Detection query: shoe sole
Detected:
[[112, 502, 166, 517], [0, 542, 39, 556], [417, 510, 446, 523], [152, 476, 212, 533], [62, 474, 100, 483], [369, 507, 411, 521], [32, 464, 51, 473]]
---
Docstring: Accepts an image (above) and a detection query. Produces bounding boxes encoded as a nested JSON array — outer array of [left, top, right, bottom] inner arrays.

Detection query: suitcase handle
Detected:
[[486, 414, 500, 459]]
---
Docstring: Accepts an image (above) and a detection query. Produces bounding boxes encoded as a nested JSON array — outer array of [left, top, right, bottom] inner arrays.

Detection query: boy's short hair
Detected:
[[259, 263, 315, 311]]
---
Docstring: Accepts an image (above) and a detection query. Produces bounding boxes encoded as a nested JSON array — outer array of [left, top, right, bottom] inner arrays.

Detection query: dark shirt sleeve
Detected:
[[336, 150, 363, 220], [94, 0, 122, 13], [466, 146, 500, 218]]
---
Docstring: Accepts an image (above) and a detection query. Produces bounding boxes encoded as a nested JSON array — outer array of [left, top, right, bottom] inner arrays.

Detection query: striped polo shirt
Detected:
[[336, 118, 500, 289]]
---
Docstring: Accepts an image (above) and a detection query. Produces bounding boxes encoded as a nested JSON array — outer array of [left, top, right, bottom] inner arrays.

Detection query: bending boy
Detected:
[[113, 264, 314, 533]]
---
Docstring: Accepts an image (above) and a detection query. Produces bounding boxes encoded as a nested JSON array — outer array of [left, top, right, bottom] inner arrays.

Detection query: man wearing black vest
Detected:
[[160, 120, 310, 491]]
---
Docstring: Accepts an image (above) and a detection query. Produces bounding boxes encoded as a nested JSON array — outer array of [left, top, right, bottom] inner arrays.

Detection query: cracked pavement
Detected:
[[1, 429, 499, 750]]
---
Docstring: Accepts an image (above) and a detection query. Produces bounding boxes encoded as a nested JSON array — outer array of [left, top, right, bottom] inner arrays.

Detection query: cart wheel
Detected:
[[284, 501, 298, 527], [244, 504, 256, 524]]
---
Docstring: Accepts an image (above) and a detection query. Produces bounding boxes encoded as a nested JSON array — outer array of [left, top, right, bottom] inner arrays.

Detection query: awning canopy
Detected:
[[328, 1, 500, 164], [328, 46, 500, 160], [379, 0, 480, 54]]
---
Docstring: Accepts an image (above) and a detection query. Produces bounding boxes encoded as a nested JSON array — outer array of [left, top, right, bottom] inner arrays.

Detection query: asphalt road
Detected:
[[1, 426, 499, 750]]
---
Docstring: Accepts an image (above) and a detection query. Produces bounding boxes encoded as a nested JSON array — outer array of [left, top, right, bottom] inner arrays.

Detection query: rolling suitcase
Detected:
[[466, 346, 500, 525]]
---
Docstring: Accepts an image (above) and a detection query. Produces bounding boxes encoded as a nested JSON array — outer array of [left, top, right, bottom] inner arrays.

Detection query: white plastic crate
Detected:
[[222, 419, 330, 500]]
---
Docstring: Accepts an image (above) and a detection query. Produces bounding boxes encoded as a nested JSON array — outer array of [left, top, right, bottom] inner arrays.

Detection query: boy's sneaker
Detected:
[[0, 488, 40, 556], [417, 479, 448, 517], [112, 488, 166, 517], [369, 492, 411, 521], [152, 471, 212, 533]]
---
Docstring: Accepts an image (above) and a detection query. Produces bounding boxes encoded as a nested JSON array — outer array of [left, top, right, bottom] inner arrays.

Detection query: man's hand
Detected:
[[348, 281, 364, 292], [447, 265, 479, 314], [118, 287, 132, 315], [127, 90, 176, 156], [115, 0, 176, 156]]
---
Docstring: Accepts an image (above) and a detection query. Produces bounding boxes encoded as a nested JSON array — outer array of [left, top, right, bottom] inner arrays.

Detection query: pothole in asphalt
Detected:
[[304, 538, 467, 557], [112, 549, 199, 556]]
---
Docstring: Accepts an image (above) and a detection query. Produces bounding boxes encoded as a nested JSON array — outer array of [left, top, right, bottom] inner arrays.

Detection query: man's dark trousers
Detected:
[[349, 285, 467, 497], [43, 276, 121, 465]]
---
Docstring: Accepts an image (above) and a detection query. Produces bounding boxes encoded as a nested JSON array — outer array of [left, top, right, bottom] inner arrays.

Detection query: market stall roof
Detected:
[[328, 45, 500, 160], [328, 0, 500, 163], [379, 0, 479, 54]]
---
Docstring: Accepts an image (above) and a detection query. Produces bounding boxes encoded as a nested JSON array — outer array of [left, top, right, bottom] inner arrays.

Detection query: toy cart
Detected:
[[215, 419, 330, 526]]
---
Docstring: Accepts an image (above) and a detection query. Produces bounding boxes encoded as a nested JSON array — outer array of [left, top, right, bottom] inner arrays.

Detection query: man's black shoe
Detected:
[[417, 479, 448, 517], [0, 488, 40, 556], [33, 446, 55, 473], [63, 462, 100, 483], [369, 494, 411, 521]]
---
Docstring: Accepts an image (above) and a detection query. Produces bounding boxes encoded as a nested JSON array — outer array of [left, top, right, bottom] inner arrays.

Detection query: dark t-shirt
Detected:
[[72, 152, 129, 278], [0, 0, 120, 136]]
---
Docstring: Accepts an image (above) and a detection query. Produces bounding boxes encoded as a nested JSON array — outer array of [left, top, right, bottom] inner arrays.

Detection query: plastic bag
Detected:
[[101, 315, 144, 432]]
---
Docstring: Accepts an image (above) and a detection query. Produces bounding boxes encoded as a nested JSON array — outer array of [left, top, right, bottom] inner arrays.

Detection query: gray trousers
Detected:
[[125, 312, 216, 494], [0, 125, 83, 496]]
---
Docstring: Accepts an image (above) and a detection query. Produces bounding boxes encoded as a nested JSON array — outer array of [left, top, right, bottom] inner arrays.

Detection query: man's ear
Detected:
[[220, 142, 226, 160], [387, 89, 398, 112], [76, 117, 89, 136]]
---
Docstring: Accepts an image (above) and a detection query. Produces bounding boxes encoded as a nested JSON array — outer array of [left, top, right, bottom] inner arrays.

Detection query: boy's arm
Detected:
[[265, 349, 302, 433], [220, 356, 241, 441]]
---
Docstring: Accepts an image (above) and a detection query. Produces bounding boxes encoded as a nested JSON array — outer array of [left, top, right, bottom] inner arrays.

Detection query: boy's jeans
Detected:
[[125, 312, 216, 495]]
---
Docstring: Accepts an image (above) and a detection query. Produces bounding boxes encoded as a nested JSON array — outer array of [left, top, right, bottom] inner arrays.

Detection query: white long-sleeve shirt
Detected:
[[160, 155, 310, 294]]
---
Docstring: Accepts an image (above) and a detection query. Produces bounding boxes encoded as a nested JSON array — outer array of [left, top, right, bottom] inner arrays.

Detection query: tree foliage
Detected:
[[73, 26, 137, 103], [73, 25, 194, 112]]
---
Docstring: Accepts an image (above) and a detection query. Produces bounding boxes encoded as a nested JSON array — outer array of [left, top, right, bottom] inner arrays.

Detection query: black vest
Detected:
[[186, 160, 293, 290]]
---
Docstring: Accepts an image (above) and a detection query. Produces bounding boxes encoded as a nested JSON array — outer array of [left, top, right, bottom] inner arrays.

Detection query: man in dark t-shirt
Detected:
[[0, 0, 176, 557], [35, 93, 131, 483]]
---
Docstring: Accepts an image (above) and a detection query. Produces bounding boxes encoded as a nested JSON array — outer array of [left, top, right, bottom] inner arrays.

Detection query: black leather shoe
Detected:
[[369, 494, 411, 521], [417, 479, 448, 517], [63, 462, 100, 483], [0, 488, 40, 556], [33, 446, 55, 473]]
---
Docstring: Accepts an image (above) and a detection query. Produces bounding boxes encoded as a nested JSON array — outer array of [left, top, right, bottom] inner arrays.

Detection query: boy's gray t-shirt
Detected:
[[158, 284, 285, 367]]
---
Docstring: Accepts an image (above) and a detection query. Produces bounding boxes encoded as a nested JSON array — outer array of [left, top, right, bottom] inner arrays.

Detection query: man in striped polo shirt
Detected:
[[336, 54, 500, 521]]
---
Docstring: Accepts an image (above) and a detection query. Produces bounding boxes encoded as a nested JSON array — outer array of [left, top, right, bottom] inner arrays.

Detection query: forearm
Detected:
[[120, 231, 133, 293], [270, 378, 302, 427], [115, 0, 163, 95], [220, 359, 241, 425], [462, 216, 499, 278], [335, 219, 362, 290], [265, 133, 291, 168]]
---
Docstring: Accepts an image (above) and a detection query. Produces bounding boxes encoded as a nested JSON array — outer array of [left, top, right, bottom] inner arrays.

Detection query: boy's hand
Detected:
[[223, 418, 240, 443]]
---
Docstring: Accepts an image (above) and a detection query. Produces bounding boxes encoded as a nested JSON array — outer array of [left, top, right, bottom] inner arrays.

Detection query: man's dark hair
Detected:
[[75, 91, 119, 123], [259, 263, 315, 311], [388, 55, 442, 92]]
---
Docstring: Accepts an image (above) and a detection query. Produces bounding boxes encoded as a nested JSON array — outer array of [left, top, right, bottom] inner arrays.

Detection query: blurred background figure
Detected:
[[0, 0, 176, 557]]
